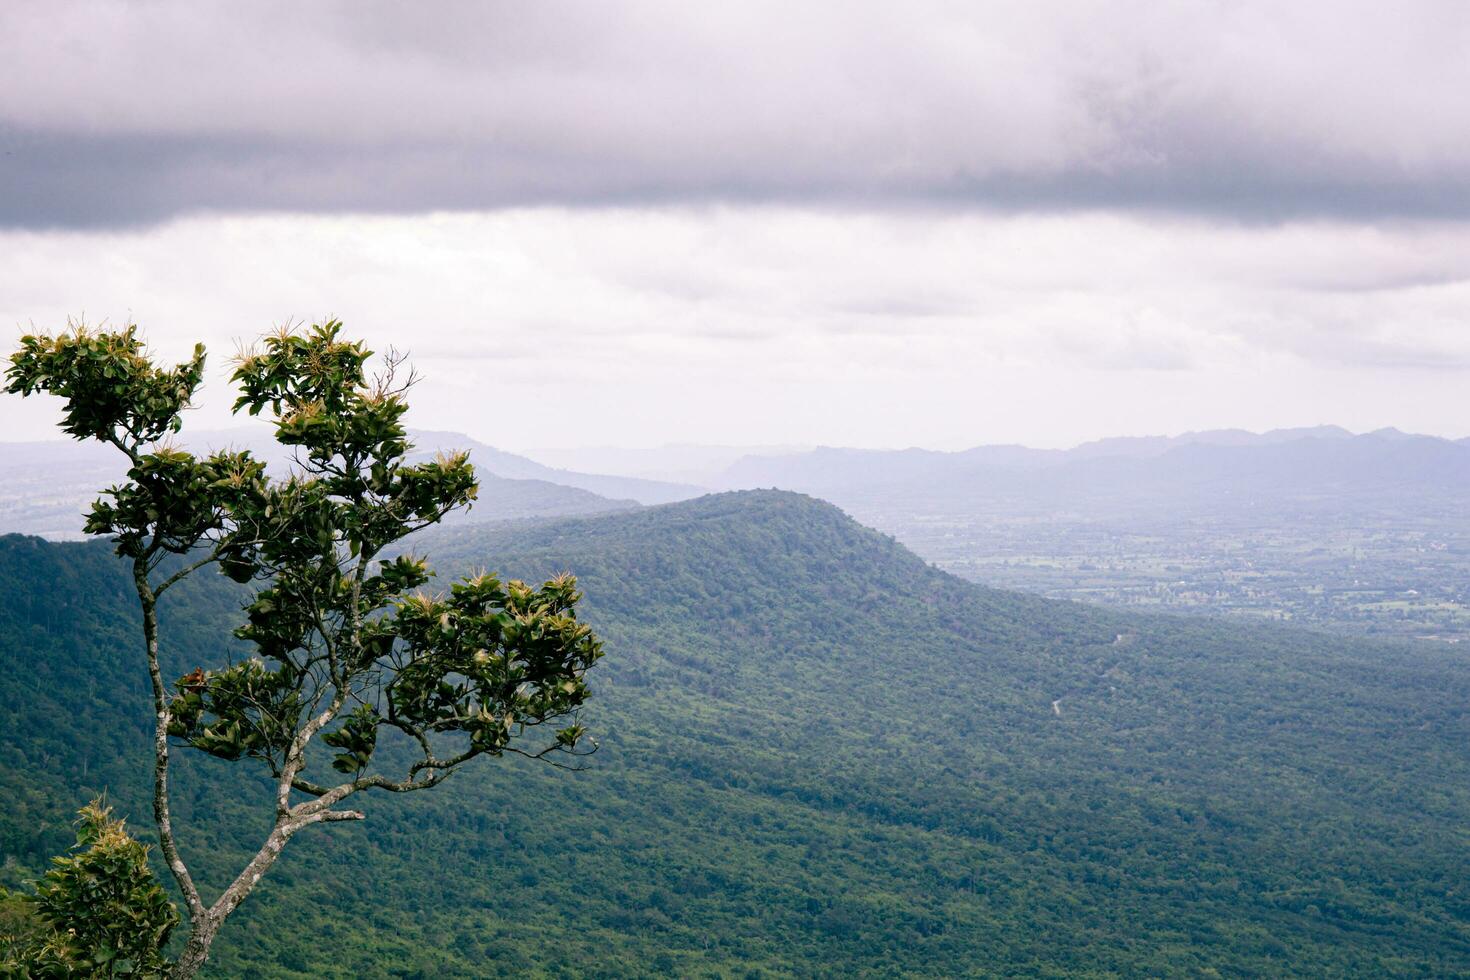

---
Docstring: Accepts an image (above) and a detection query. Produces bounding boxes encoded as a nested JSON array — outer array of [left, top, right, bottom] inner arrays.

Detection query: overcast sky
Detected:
[[3, 1, 1468, 451]]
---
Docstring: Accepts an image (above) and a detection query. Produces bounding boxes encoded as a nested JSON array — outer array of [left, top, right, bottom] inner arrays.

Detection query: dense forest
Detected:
[[2, 491, 1468, 976]]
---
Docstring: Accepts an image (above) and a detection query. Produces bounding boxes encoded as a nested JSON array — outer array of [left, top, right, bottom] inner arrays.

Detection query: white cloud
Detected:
[[2, 207, 1468, 451]]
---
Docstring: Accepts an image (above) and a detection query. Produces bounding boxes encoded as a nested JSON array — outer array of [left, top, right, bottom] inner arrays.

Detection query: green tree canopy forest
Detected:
[[2, 490, 1468, 976], [1, 322, 602, 976]]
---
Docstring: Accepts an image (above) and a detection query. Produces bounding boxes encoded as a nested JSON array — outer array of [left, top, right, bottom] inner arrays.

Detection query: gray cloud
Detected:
[[3, 0, 1470, 227]]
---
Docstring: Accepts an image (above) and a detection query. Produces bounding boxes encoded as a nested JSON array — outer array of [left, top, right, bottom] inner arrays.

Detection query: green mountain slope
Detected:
[[2, 492, 1468, 977]]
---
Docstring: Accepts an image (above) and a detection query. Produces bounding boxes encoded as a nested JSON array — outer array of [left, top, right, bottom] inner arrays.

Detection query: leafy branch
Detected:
[[5, 319, 604, 977]]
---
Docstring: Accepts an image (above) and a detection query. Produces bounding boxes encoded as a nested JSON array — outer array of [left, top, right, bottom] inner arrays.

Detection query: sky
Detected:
[[2, 0, 1468, 452]]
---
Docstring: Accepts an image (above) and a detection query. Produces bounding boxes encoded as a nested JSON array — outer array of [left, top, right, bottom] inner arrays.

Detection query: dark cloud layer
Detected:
[[2, 1, 1469, 227]]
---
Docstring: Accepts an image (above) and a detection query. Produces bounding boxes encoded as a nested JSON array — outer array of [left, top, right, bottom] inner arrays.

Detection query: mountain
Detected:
[[411, 430, 704, 505], [713, 428, 1470, 543], [887, 431, 1470, 519], [2, 492, 1468, 976], [0, 429, 646, 538], [1065, 424, 1356, 460], [519, 444, 811, 486], [718, 425, 1383, 492]]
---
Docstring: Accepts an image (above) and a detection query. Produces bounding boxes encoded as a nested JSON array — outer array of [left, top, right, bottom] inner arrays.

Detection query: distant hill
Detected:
[[2, 491, 1467, 975], [719, 426, 1470, 518], [520, 443, 812, 485], [1066, 424, 1356, 460], [0, 428, 652, 538], [409, 430, 704, 505]]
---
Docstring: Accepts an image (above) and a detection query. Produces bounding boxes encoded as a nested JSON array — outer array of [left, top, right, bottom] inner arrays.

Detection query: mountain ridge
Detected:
[[718, 424, 1446, 488], [717, 428, 1470, 515], [408, 429, 704, 504], [0, 428, 661, 538]]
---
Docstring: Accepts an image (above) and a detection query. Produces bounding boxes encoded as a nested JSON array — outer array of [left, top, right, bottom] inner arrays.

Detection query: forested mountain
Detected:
[[2, 492, 1468, 976]]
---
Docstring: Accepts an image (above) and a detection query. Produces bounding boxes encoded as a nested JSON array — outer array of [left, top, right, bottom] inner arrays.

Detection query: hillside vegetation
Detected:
[[2, 491, 1468, 976]]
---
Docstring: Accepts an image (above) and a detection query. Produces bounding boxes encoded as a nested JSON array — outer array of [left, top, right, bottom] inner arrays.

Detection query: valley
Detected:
[[870, 506, 1470, 642]]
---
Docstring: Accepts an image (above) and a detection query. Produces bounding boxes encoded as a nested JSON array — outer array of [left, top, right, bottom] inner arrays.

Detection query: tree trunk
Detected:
[[134, 566, 211, 976], [170, 920, 217, 980], [135, 569, 202, 918]]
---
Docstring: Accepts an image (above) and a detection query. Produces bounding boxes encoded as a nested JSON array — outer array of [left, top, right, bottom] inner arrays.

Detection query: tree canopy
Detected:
[[4, 320, 603, 976], [1, 800, 177, 978]]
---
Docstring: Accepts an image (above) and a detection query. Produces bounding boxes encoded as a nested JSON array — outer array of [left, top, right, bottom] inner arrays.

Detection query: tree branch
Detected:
[[154, 544, 224, 596], [132, 563, 204, 923]]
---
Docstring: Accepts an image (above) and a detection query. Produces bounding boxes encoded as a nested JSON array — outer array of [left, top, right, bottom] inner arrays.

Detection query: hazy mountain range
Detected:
[[0, 429, 700, 539], [517, 443, 811, 486], [8, 424, 1469, 641], [714, 426, 1470, 512], [9, 424, 1467, 540], [508, 426, 1470, 520], [409, 430, 702, 505]]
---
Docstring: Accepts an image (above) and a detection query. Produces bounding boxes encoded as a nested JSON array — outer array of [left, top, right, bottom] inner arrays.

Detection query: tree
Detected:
[[4, 320, 604, 977], [0, 799, 178, 977]]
